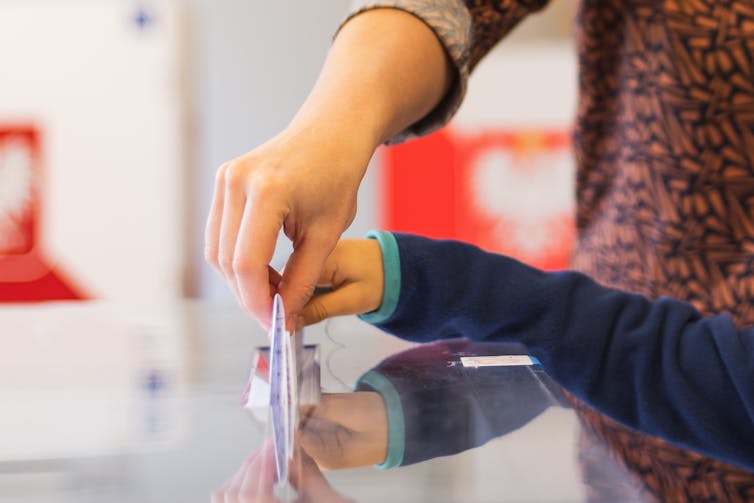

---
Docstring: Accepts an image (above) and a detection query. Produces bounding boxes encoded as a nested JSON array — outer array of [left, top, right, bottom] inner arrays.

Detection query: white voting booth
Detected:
[[0, 0, 186, 301], [0, 1, 189, 463]]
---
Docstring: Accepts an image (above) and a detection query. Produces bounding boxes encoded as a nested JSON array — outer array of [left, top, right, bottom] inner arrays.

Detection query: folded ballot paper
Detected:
[[241, 294, 320, 495]]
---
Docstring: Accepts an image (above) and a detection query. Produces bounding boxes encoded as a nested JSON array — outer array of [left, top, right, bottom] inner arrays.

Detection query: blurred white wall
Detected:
[[0, 0, 185, 301]]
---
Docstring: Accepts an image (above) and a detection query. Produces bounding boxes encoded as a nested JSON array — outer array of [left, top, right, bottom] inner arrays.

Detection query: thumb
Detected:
[[300, 282, 375, 326], [278, 236, 334, 325]]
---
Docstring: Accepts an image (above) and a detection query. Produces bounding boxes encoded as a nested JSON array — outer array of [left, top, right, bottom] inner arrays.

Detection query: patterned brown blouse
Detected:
[[345, 1, 754, 501]]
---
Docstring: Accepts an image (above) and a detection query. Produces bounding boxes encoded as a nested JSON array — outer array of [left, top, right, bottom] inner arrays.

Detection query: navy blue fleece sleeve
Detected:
[[372, 232, 754, 472], [355, 340, 565, 468]]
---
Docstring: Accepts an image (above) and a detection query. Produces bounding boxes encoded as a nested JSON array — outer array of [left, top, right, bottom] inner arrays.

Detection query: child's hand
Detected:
[[300, 239, 384, 326], [300, 392, 388, 470]]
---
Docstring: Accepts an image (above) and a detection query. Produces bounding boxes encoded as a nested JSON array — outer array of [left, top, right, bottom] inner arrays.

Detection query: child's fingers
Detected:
[[314, 239, 381, 287], [300, 282, 377, 326], [313, 240, 352, 287]]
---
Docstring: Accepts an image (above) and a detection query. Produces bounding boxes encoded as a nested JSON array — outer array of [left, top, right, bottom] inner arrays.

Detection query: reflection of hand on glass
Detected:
[[300, 392, 388, 470], [303, 232, 754, 472], [300, 341, 563, 472], [211, 438, 353, 503]]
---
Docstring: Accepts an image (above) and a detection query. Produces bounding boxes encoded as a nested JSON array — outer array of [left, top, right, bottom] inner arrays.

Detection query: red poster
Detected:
[[0, 126, 85, 301], [381, 128, 575, 271]]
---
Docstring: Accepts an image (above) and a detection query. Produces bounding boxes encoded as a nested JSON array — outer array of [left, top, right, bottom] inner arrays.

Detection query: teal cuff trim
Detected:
[[356, 370, 405, 470], [358, 230, 401, 325]]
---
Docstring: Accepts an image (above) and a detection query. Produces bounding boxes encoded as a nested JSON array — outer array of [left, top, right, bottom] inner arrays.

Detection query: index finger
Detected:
[[233, 195, 286, 326], [204, 163, 229, 271]]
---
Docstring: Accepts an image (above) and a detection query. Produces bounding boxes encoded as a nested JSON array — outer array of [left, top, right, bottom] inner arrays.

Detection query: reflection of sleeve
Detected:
[[361, 230, 754, 472], [340, 0, 551, 143], [354, 340, 565, 468]]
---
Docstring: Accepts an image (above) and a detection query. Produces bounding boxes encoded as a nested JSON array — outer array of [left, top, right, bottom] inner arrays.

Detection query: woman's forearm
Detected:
[[289, 8, 454, 148]]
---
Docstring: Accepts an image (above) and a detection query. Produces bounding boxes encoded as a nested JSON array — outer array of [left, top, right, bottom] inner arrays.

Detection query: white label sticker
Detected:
[[460, 355, 540, 368]]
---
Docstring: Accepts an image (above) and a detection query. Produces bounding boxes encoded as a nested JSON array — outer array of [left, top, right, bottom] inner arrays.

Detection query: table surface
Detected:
[[0, 301, 649, 503]]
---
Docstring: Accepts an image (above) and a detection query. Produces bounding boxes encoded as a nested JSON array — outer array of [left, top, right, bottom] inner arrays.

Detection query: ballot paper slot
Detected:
[[238, 295, 322, 496], [241, 343, 321, 415]]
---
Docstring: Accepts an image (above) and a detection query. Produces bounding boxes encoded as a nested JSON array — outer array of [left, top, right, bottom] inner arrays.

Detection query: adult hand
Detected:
[[299, 239, 384, 326], [204, 7, 452, 329], [211, 438, 354, 503], [205, 128, 375, 329]]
